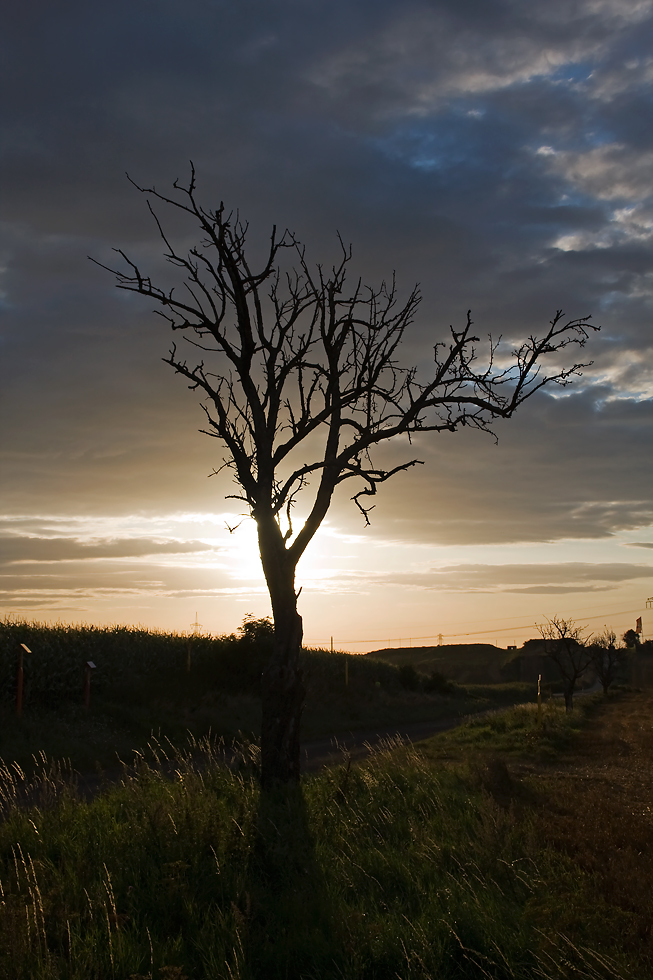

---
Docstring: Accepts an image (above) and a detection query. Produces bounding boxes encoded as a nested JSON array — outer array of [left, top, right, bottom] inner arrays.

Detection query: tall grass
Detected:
[[0, 618, 236, 706], [0, 714, 636, 980], [432, 697, 593, 760], [0, 617, 401, 710]]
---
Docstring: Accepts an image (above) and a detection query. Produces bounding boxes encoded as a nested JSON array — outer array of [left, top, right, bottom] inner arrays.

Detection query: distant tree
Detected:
[[238, 613, 275, 647], [622, 629, 640, 650], [96, 167, 597, 786], [589, 627, 629, 695], [537, 616, 593, 712]]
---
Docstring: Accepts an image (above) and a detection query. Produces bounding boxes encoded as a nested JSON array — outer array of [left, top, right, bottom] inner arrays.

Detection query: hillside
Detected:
[[365, 642, 520, 684]]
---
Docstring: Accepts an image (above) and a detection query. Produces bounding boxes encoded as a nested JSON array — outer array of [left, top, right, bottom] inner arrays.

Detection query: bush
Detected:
[[237, 614, 275, 646], [214, 615, 275, 694], [423, 669, 454, 695], [398, 663, 420, 690]]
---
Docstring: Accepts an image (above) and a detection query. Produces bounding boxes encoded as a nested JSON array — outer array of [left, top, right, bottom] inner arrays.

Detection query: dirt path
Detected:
[[510, 691, 653, 968], [300, 715, 464, 772], [520, 690, 653, 812]]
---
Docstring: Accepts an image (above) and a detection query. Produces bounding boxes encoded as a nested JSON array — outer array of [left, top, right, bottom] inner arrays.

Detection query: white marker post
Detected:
[[537, 673, 542, 726], [16, 643, 31, 718], [84, 661, 96, 711]]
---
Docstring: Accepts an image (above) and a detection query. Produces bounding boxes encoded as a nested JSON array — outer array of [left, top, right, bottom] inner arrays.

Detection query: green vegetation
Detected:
[[3, 618, 645, 975], [421, 695, 597, 764], [0, 618, 534, 775], [0, 693, 641, 979]]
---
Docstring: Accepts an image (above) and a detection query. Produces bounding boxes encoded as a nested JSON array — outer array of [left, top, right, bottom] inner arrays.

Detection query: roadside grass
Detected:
[[419, 694, 598, 764], [527, 692, 653, 971], [0, 695, 644, 979]]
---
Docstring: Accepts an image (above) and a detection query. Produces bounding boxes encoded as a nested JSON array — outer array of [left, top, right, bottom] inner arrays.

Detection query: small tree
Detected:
[[538, 616, 593, 712], [589, 627, 629, 695], [623, 629, 640, 650], [95, 168, 597, 786], [238, 613, 275, 647]]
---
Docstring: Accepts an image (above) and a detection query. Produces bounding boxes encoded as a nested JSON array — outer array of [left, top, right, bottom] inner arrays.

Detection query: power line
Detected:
[[331, 623, 532, 645], [305, 604, 646, 648]]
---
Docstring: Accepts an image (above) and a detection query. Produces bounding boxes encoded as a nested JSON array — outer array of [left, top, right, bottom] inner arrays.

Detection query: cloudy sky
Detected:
[[2, 0, 652, 649]]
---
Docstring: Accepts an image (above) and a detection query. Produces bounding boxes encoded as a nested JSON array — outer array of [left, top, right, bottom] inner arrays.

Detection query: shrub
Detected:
[[423, 669, 454, 695], [398, 663, 420, 690]]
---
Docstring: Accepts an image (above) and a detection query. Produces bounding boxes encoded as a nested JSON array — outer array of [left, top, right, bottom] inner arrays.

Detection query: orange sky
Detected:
[[2, 0, 652, 648]]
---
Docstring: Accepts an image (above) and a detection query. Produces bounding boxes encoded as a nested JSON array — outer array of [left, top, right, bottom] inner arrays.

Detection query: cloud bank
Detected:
[[2, 0, 652, 633]]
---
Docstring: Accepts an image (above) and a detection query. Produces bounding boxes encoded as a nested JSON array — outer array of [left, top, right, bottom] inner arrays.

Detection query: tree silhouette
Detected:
[[538, 616, 593, 711], [95, 167, 597, 786], [588, 627, 629, 695], [623, 629, 640, 649]]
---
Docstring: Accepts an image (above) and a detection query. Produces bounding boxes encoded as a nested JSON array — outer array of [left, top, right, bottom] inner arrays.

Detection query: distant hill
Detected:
[[365, 643, 516, 684]]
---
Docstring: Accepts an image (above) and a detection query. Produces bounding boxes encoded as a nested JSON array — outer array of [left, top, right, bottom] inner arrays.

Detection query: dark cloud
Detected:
[[0, 553, 260, 613], [323, 385, 653, 545], [1, 0, 652, 626], [335, 561, 653, 593], [0, 535, 214, 565]]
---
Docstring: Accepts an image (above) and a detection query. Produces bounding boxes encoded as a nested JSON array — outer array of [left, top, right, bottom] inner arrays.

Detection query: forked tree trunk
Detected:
[[257, 516, 306, 789]]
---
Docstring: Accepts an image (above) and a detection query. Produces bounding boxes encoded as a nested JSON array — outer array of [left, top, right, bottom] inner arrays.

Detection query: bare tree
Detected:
[[94, 167, 597, 786], [589, 627, 628, 695], [538, 616, 593, 712]]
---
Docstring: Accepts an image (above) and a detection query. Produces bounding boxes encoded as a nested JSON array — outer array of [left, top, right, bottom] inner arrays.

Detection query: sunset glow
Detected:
[[2, 0, 652, 651]]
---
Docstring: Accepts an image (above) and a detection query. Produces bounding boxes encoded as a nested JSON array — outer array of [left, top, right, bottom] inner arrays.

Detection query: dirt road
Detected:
[[521, 689, 653, 811], [301, 715, 464, 771], [512, 691, 653, 967]]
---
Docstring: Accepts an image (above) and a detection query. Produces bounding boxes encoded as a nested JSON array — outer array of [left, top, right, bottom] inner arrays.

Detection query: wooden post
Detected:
[[345, 657, 349, 688], [537, 673, 542, 726], [16, 643, 30, 718], [186, 640, 192, 674], [84, 661, 96, 711]]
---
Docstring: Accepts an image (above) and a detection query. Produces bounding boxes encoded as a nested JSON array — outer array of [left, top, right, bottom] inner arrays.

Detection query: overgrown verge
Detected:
[[426, 693, 601, 762], [0, 695, 644, 979]]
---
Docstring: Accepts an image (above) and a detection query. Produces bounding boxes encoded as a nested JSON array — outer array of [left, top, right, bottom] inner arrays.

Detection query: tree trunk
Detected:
[[257, 516, 306, 789]]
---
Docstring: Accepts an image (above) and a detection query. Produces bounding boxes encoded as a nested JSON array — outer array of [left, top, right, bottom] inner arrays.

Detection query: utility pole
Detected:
[[187, 613, 203, 673]]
